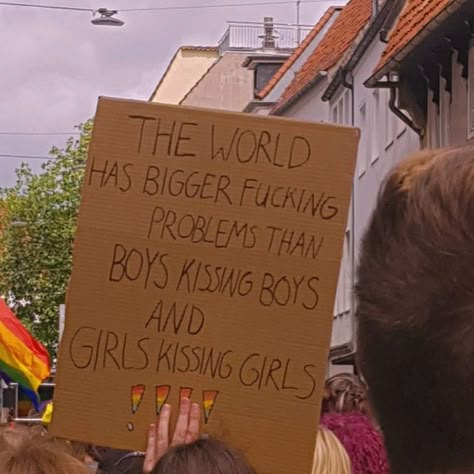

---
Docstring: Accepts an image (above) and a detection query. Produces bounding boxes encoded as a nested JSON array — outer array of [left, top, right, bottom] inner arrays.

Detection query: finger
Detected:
[[157, 404, 171, 459], [143, 423, 157, 473], [185, 403, 201, 443], [171, 398, 191, 446]]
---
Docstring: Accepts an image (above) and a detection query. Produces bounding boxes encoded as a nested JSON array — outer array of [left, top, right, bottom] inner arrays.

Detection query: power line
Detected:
[[0, 154, 53, 160], [0, 0, 341, 14], [0, 1, 91, 12]]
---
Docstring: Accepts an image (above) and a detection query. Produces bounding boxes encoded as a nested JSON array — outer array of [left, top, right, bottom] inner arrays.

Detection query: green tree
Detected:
[[0, 121, 92, 355]]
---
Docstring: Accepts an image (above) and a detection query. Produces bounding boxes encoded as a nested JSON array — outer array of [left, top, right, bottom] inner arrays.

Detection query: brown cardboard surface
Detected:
[[50, 97, 358, 474]]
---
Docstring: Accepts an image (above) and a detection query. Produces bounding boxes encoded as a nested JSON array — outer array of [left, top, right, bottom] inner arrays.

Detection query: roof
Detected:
[[322, 0, 402, 101], [148, 45, 218, 101], [179, 54, 223, 104], [273, 0, 373, 114], [373, 0, 458, 77], [257, 6, 341, 99], [180, 46, 218, 52]]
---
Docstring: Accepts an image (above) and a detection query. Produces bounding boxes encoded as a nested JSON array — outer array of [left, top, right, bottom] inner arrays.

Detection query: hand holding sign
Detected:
[[143, 398, 201, 473]]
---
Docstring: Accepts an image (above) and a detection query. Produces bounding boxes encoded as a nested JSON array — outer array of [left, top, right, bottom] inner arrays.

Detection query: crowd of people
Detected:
[[0, 147, 472, 473], [1, 372, 384, 473]]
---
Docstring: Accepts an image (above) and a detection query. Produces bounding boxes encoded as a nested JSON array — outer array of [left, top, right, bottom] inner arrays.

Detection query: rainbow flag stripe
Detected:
[[0, 298, 50, 404]]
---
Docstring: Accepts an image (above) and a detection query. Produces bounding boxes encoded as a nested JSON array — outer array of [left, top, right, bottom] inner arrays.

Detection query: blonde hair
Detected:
[[312, 427, 351, 474], [0, 425, 90, 474]]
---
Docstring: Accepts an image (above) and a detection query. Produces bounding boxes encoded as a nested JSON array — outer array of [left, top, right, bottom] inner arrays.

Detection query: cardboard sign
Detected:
[[50, 97, 358, 474]]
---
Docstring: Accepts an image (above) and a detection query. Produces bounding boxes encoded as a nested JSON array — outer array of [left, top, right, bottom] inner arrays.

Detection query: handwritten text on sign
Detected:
[[51, 98, 358, 474]]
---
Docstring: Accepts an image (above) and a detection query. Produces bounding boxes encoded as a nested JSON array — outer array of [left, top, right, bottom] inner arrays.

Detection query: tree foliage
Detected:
[[0, 121, 92, 355]]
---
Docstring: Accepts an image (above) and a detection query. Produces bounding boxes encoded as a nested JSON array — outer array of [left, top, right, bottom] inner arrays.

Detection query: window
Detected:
[[331, 96, 343, 124], [439, 77, 450, 147], [343, 229, 352, 312], [338, 99, 344, 124], [344, 91, 351, 125], [358, 102, 367, 177], [370, 89, 380, 164], [427, 89, 440, 148], [468, 40, 474, 138], [330, 92, 352, 126], [385, 89, 396, 149], [333, 228, 352, 317]]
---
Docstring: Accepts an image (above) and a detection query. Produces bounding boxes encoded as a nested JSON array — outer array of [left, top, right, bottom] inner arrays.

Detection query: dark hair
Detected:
[[356, 148, 474, 473], [98, 448, 144, 474], [151, 438, 255, 474]]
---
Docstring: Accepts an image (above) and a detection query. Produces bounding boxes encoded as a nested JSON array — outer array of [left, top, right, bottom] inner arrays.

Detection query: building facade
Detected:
[[269, 0, 371, 371], [149, 46, 218, 104], [245, 7, 341, 115], [367, 0, 474, 150], [323, 0, 420, 363], [267, 0, 421, 370], [147, 0, 471, 374], [150, 18, 311, 111]]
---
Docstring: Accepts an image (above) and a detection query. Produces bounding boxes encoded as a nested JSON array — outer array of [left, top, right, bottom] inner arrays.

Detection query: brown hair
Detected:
[[151, 438, 255, 474], [0, 425, 90, 474], [322, 373, 368, 415], [355, 147, 474, 473]]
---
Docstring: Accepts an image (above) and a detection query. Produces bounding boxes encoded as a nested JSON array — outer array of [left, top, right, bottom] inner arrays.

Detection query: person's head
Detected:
[[322, 373, 368, 415], [68, 441, 101, 471], [321, 412, 389, 474], [356, 147, 474, 473], [98, 448, 144, 474], [151, 438, 255, 474], [0, 425, 90, 474], [312, 426, 351, 474]]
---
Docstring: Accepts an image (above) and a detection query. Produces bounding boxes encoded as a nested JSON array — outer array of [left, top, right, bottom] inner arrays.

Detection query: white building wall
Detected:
[[282, 79, 331, 121], [181, 52, 254, 112], [347, 37, 420, 359], [281, 34, 421, 363], [327, 88, 354, 354], [351, 38, 420, 272], [150, 49, 218, 105], [282, 80, 352, 358]]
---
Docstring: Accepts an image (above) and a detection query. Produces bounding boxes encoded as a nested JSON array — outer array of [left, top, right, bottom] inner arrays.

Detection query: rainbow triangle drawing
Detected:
[[202, 390, 219, 424], [155, 385, 171, 415], [131, 385, 145, 414], [180, 387, 193, 399]]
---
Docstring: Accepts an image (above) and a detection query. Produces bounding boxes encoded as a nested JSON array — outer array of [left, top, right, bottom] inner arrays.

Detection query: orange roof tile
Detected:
[[257, 6, 341, 100], [374, 0, 456, 76], [273, 0, 372, 113]]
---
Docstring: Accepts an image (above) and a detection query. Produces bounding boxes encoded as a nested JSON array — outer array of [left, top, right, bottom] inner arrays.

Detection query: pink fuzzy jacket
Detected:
[[321, 412, 390, 474]]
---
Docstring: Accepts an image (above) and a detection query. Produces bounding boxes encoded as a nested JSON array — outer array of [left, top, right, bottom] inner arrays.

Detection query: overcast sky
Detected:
[[0, 0, 344, 187]]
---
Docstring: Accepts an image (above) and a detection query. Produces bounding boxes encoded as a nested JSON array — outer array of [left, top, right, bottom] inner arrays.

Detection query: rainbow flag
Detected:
[[0, 298, 50, 409]]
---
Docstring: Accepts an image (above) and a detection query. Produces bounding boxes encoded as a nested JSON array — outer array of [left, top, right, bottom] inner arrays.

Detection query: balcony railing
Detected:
[[218, 21, 312, 55]]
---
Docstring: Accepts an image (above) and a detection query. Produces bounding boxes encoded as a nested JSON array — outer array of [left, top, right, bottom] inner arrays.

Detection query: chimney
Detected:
[[262, 17, 276, 49]]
